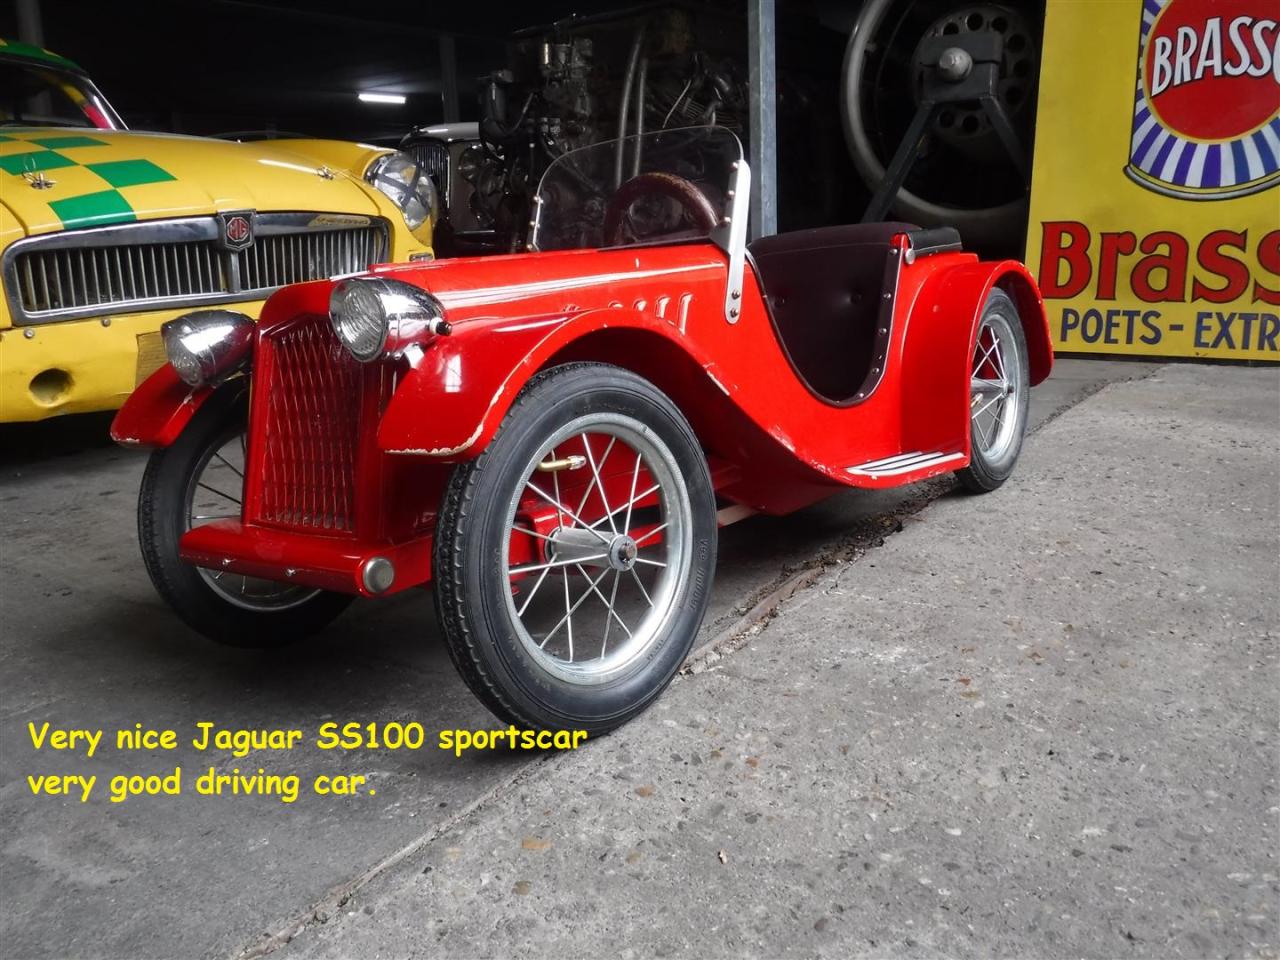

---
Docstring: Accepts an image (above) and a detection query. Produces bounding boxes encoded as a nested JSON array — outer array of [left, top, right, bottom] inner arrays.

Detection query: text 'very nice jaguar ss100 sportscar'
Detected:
[[112, 127, 1052, 734]]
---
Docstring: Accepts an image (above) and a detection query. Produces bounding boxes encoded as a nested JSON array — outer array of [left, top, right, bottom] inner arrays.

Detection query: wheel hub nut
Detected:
[[609, 535, 639, 571], [937, 47, 973, 81]]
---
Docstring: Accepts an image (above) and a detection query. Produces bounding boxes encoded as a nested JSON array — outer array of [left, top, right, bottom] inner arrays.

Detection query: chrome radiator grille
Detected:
[[407, 139, 449, 197], [4, 213, 389, 325], [13, 240, 228, 313], [236, 227, 385, 292]]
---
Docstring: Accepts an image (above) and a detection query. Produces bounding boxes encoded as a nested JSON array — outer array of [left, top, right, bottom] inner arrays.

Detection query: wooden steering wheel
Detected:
[[602, 172, 719, 246]]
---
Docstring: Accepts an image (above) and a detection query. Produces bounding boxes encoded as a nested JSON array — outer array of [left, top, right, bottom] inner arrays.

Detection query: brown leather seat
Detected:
[[748, 222, 917, 403]]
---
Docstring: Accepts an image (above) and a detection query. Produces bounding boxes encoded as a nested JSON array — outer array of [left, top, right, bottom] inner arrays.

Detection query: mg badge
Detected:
[[219, 212, 254, 250], [1126, 0, 1280, 200]]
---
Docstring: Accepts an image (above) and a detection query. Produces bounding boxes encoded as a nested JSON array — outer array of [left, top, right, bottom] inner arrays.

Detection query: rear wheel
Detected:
[[434, 363, 717, 735], [137, 387, 352, 647], [955, 288, 1029, 493]]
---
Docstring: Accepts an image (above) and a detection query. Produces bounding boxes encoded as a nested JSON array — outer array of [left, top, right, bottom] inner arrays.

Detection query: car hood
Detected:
[[0, 128, 390, 237]]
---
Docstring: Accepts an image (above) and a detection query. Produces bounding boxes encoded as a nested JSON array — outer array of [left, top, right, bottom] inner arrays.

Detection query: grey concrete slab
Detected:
[[0, 359, 1161, 959], [272, 363, 1279, 960]]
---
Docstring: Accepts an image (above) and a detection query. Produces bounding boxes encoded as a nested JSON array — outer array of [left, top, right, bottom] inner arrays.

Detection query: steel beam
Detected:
[[747, 0, 778, 240], [439, 35, 460, 123], [16, 0, 44, 46]]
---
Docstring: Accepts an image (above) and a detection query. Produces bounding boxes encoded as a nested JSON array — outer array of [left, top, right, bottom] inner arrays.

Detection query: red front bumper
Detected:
[[180, 521, 434, 597]]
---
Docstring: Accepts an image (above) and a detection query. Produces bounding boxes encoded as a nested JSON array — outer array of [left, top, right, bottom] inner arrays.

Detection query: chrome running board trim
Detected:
[[847, 450, 965, 478]]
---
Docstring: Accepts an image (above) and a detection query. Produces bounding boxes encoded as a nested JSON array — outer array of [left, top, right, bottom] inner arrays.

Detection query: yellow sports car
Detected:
[[0, 38, 437, 421]]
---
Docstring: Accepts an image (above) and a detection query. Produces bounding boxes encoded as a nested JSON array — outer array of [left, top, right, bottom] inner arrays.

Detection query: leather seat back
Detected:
[[748, 223, 916, 403]]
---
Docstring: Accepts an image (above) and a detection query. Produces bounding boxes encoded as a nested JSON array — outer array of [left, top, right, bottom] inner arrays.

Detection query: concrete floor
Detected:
[[3, 359, 1275, 960]]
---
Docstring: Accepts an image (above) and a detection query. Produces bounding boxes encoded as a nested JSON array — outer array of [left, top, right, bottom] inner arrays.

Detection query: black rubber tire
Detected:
[[433, 362, 717, 736], [137, 385, 353, 648], [955, 288, 1030, 494]]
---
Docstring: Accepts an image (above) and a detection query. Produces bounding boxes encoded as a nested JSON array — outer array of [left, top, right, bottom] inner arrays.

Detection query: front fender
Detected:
[[111, 281, 333, 448], [897, 259, 1052, 458], [109, 363, 214, 448], [377, 308, 692, 460]]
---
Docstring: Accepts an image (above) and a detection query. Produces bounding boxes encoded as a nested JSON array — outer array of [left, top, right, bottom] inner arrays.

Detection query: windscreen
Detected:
[[532, 126, 742, 253], [0, 61, 122, 130]]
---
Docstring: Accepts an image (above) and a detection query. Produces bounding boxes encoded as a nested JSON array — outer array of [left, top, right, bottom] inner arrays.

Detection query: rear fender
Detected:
[[377, 308, 699, 460], [110, 364, 215, 448], [897, 259, 1051, 457]]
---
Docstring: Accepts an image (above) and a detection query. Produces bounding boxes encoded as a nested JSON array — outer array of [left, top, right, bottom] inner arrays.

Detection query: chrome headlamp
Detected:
[[161, 310, 254, 387], [365, 151, 438, 232], [329, 277, 451, 363]]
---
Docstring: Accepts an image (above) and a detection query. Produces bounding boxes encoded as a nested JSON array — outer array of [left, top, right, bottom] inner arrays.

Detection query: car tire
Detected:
[[137, 385, 353, 648], [955, 288, 1030, 494], [434, 362, 717, 735]]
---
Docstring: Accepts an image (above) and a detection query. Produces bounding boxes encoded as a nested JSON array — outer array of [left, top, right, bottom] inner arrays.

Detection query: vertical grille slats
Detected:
[[254, 316, 371, 534], [90, 249, 103, 304], [231, 226, 388, 294], [37, 256, 50, 313], [9, 218, 388, 321], [409, 140, 449, 201]]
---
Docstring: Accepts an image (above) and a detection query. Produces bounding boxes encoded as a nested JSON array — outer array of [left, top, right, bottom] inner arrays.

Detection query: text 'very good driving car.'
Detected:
[[0, 38, 438, 421], [112, 127, 1052, 735]]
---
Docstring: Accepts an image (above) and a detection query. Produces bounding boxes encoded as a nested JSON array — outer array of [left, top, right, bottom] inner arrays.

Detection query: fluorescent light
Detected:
[[358, 92, 406, 105]]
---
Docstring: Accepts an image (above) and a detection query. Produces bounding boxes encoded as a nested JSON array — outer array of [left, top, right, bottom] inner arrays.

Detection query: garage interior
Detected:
[[1, 2, 1276, 959]]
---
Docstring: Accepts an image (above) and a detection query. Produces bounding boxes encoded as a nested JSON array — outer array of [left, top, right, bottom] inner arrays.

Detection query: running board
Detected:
[[846, 450, 965, 479]]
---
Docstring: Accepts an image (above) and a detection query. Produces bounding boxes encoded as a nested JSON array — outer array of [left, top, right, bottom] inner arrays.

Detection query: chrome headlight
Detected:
[[161, 310, 254, 387], [329, 277, 451, 363], [366, 151, 438, 232]]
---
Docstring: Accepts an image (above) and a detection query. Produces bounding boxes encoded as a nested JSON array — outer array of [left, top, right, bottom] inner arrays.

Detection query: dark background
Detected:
[[2, 0, 852, 142]]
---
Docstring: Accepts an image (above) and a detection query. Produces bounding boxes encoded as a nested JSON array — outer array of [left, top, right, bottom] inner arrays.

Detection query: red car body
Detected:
[[113, 230, 1051, 599]]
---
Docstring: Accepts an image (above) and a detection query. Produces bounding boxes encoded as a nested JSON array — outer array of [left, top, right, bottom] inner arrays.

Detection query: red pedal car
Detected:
[[113, 128, 1052, 734]]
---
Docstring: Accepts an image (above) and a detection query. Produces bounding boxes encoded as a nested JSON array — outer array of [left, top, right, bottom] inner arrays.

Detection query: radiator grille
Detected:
[[255, 318, 366, 533], [236, 226, 385, 291], [14, 240, 228, 312], [6, 214, 389, 324], [407, 139, 450, 198]]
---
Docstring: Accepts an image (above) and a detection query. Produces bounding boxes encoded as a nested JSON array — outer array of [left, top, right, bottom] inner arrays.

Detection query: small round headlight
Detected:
[[329, 280, 389, 362], [161, 310, 254, 387], [329, 277, 451, 363], [366, 151, 438, 232]]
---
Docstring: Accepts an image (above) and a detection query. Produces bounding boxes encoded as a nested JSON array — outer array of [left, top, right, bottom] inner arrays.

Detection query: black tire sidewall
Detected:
[[137, 384, 351, 648], [437, 364, 717, 733]]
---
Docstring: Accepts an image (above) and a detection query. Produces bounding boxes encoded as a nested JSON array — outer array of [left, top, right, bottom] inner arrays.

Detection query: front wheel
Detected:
[[136, 386, 353, 648], [955, 288, 1030, 493], [434, 363, 718, 735]]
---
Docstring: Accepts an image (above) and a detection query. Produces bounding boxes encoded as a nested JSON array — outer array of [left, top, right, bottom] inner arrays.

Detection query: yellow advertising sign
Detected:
[[1026, 0, 1279, 362]]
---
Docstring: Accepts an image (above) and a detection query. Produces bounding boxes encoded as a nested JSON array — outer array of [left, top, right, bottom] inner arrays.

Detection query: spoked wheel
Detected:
[[955, 288, 1029, 493], [137, 387, 352, 647], [434, 363, 717, 735]]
